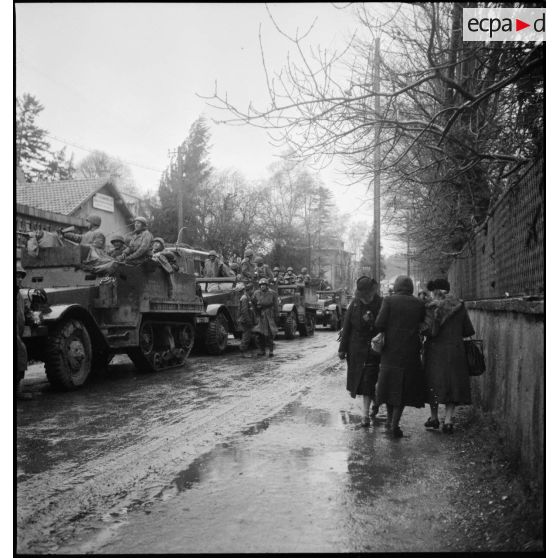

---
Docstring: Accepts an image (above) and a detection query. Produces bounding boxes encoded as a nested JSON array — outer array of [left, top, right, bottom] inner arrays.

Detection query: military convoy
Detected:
[[18, 237, 346, 391], [315, 289, 350, 330], [276, 283, 319, 339]]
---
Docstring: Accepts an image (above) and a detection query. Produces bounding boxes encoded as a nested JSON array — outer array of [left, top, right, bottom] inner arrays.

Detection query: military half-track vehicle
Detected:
[[276, 283, 319, 339], [315, 289, 349, 330], [194, 277, 246, 355], [20, 244, 205, 390]]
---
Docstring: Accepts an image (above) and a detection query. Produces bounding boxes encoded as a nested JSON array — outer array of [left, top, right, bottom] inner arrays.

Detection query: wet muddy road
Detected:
[[17, 330, 539, 553]]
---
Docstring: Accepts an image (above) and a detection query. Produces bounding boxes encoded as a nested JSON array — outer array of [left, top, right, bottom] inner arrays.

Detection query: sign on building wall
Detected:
[[92, 193, 115, 213]]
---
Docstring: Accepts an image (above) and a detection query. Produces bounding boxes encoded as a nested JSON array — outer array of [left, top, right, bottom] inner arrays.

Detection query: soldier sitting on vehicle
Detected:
[[107, 235, 127, 258], [61, 214, 106, 250], [240, 249, 256, 284], [253, 256, 274, 283], [203, 250, 224, 277], [117, 216, 153, 265], [152, 237, 179, 273], [300, 267, 311, 285], [284, 267, 297, 284], [271, 266, 281, 286]]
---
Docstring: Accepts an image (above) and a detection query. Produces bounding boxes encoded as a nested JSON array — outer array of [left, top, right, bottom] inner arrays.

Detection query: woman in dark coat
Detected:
[[338, 276, 383, 426], [374, 275, 425, 437], [422, 278, 475, 433]]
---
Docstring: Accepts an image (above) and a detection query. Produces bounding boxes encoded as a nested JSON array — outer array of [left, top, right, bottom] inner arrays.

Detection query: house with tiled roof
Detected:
[[16, 177, 136, 250]]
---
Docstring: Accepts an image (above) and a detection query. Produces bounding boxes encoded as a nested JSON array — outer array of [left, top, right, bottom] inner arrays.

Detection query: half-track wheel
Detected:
[[44, 318, 93, 390], [205, 313, 229, 355], [176, 322, 195, 359], [284, 311, 298, 340], [299, 312, 316, 337]]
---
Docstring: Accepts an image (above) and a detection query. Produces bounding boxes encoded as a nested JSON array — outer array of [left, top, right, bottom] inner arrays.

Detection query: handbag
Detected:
[[371, 332, 385, 354], [464, 339, 486, 376]]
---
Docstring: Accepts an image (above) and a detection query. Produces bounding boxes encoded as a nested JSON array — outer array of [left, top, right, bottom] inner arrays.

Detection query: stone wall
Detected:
[[466, 299, 544, 488]]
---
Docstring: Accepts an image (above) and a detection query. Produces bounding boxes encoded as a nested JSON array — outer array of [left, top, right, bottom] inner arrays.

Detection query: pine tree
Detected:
[[16, 93, 50, 181], [154, 116, 212, 243], [41, 147, 76, 181]]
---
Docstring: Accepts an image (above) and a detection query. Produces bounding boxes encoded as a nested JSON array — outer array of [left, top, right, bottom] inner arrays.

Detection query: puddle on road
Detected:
[[69, 394, 427, 554]]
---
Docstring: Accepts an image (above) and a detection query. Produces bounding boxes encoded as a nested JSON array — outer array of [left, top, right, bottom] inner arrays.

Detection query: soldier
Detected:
[[252, 277, 280, 357], [300, 267, 311, 285], [118, 216, 153, 264], [203, 250, 220, 277], [238, 283, 256, 358], [16, 261, 32, 400], [254, 256, 274, 283], [107, 235, 127, 258], [152, 237, 179, 272], [240, 248, 256, 284], [284, 266, 297, 284], [271, 266, 281, 286], [62, 214, 106, 250]]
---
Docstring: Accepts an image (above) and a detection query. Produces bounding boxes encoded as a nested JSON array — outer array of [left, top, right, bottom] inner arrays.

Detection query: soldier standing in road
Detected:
[[16, 261, 32, 400], [252, 278, 279, 357], [62, 214, 106, 250], [240, 249, 256, 284], [118, 216, 153, 264], [238, 283, 256, 358]]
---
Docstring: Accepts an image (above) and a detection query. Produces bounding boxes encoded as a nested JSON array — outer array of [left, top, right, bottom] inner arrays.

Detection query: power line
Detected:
[[45, 133, 166, 174]]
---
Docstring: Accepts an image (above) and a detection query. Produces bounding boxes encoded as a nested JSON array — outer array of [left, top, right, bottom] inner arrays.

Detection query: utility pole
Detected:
[[373, 37, 381, 282], [406, 213, 411, 277]]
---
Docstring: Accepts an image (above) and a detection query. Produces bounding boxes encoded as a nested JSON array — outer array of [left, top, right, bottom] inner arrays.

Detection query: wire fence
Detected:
[[447, 158, 544, 300]]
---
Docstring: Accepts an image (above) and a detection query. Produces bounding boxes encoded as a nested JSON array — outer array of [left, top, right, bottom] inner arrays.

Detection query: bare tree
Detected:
[[202, 2, 544, 270]]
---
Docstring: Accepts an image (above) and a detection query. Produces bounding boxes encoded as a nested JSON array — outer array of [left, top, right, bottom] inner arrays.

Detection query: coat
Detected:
[[16, 289, 28, 380], [239, 292, 256, 328], [240, 258, 255, 283], [251, 289, 279, 337], [374, 293, 426, 407], [65, 228, 106, 250], [254, 264, 274, 282], [423, 295, 475, 405], [123, 230, 153, 263], [339, 295, 383, 398]]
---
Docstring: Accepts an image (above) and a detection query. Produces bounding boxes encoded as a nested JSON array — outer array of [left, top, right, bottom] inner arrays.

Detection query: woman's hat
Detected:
[[356, 275, 377, 292], [427, 278, 450, 291]]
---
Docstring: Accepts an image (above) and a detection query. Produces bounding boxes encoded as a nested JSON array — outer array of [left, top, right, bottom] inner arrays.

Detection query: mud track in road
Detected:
[[17, 335, 339, 553]]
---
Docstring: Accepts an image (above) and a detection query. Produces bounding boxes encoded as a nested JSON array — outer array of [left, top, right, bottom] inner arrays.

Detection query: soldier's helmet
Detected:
[[230, 262, 240, 271], [244, 249, 254, 257], [86, 214, 102, 227], [209, 250, 217, 257], [273, 266, 280, 272], [153, 237, 166, 247], [255, 256, 264, 264], [16, 260, 26, 277], [111, 235, 125, 245], [301, 267, 308, 274], [259, 278, 269, 285], [134, 216, 148, 226], [287, 266, 294, 272]]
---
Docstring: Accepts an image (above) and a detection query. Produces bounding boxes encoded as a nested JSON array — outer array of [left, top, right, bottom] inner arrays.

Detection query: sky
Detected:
[[16, 3, 409, 255]]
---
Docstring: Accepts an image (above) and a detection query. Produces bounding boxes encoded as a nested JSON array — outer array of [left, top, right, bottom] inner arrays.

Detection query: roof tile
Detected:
[[16, 178, 109, 216]]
